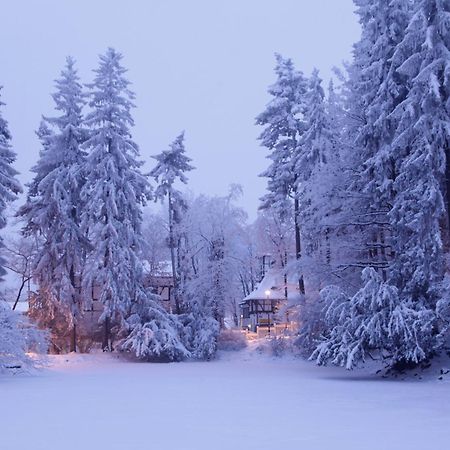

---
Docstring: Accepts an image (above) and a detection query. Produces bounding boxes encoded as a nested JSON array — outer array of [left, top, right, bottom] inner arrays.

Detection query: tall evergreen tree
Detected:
[[311, 0, 450, 368], [80, 48, 151, 350], [297, 69, 331, 173], [0, 87, 22, 280], [256, 54, 307, 294], [339, 0, 412, 276], [18, 58, 86, 351], [0, 87, 29, 370], [296, 69, 335, 284], [150, 131, 194, 314], [389, 0, 450, 352]]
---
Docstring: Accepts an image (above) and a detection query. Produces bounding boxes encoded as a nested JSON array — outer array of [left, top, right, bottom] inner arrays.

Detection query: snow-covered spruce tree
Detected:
[[312, 267, 439, 368], [0, 87, 31, 370], [81, 47, 148, 349], [121, 286, 189, 362], [388, 0, 450, 354], [311, 268, 402, 369], [81, 48, 187, 359], [300, 2, 412, 357], [0, 88, 22, 277], [19, 57, 87, 352], [330, 0, 412, 280], [350, 0, 411, 277], [296, 70, 331, 177], [256, 53, 307, 295], [150, 131, 194, 314], [295, 69, 335, 282], [312, 0, 450, 369], [293, 70, 340, 354]]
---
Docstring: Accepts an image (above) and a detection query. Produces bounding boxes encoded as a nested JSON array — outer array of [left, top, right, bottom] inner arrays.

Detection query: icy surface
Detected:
[[1, 349, 449, 450]]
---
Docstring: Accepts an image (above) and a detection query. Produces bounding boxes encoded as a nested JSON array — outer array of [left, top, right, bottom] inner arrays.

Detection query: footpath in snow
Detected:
[[1, 346, 450, 450]]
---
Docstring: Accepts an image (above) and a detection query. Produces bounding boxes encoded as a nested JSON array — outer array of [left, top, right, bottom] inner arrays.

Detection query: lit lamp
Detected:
[[265, 289, 271, 336]]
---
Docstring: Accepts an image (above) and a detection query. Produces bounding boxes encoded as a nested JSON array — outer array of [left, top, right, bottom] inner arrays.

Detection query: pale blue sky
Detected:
[[0, 0, 360, 219]]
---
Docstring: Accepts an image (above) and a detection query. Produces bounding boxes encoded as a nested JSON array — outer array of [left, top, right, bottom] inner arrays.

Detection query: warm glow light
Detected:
[[265, 290, 271, 297]]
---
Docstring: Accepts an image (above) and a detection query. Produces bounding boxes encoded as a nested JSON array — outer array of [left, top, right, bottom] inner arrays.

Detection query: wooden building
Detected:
[[239, 268, 299, 336], [143, 273, 174, 312]]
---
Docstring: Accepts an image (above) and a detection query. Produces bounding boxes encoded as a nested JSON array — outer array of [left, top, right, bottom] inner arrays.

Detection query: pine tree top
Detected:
[[85, 47, 136, 144], [151, 132, 194, 200], [0, 87, 22, 207]]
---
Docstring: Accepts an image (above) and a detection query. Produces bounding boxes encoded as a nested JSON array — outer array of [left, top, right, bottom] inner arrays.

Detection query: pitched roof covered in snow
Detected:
[[242, 268, 300, 303]]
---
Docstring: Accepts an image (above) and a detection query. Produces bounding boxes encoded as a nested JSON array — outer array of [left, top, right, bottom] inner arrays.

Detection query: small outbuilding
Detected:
[[239, 268, 299, 336]]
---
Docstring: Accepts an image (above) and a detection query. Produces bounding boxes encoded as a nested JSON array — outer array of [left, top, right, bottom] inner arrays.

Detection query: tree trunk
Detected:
[[294, 198, 305, 295], [325, 228, 331, 265], [12, 277, 29, 311], [102, 316, 111, 351], [168, 191, 181, 314], [284, 251, 288, 300], [445, 146, 450, 251], [69, 265, 77, 352], [379, 228, 388, 282], [70, 324, 77, 353]]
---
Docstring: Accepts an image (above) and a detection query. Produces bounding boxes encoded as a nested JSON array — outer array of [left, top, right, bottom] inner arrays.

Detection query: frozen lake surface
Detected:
[[1, 349, 449, 450]]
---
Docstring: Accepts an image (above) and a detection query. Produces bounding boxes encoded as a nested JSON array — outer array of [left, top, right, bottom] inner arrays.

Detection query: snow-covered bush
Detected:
[[121, 319, 187, 362], [295, 296, 326, 356], [312, 268, 439, 369], [0, 301, 27, 370], [121, 291, 189, 362], [189, 315, 220, 360], [181, 305, 220, 360], [0, 301, 47, 372], [217, 329, 247, 352], [270, 336, 293, 358]]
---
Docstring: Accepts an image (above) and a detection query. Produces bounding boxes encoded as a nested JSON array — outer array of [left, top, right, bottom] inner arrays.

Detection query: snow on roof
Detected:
[[242, 268, 300, 303]]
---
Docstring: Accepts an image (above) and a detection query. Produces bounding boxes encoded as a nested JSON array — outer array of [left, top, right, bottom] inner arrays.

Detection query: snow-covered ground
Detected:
[[1, 348, 450, 450]]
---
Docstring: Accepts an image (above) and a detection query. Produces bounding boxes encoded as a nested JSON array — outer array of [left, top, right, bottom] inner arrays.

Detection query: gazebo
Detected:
[[239, 268, 299, 335]]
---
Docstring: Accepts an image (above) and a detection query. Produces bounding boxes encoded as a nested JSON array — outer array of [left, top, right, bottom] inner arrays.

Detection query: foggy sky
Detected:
[[0, 0, 360, 220]]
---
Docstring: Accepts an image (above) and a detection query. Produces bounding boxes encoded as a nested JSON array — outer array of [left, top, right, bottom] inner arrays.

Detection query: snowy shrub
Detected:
[[121, 291, 190, 362], [181, 309, 220, 360], [270, 337, 292, 357], [217, 329, 247, 352], [0, 301, 27, 371], [0, 301, 47, 372], [312, 268, 440, 370], [122, 319, 188, 362], [190, 316, 220, 360], [295, 295, 327, 356]]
